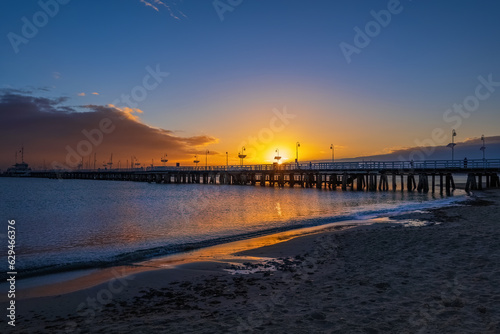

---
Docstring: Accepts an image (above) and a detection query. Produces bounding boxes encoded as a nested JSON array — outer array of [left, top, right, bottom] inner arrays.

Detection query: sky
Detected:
[[1, 0, 499, 169]]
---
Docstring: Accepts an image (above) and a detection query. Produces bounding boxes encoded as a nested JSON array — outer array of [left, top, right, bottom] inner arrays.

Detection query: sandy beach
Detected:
[[6, 189, 500, 333]]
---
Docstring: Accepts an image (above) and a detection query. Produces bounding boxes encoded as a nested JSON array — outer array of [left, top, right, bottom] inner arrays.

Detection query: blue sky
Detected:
[[1, 0, 500, 166]]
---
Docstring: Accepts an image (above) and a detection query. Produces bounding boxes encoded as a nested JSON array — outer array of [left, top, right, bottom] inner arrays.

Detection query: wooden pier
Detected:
[[12, 159, 500, 194]]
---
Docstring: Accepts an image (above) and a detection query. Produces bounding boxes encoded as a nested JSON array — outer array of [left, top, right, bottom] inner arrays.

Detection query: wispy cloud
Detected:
[[78, 92, 100, 97], [139, 0, 187, 20], [107, 104, 143, 121], [140, 0, 159, 11], [52, 72, 61, 79]]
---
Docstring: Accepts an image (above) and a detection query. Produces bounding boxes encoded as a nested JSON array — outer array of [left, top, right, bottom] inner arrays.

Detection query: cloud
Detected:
[[103, 104, 143, 121], [139, 0, 187, 20], [53, 72, 61, 79], [0, 91, 217, 169], [334, 136, 500, 162], [78, 92, 99, 97], [9, 86, 53, 93], [140, 0, 159, 11], [2, 87, 33, 95]]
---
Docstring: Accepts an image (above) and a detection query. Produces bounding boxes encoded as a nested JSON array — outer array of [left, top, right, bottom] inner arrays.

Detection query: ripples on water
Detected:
[[0, 177, 465, 277]]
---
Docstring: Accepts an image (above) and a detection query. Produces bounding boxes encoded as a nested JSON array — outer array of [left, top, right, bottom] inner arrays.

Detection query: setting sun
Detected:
[[1, 1, 500, 332]]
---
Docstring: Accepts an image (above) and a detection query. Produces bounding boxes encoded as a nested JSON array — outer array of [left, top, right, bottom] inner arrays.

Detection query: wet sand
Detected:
[[4, 189, 500, 333]]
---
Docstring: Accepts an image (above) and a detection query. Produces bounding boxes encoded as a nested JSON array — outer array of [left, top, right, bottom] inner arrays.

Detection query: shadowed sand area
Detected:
[[6, 190, 500, 333]]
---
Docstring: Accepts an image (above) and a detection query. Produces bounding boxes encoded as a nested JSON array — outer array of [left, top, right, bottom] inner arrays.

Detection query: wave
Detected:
[[1, 193, 466, 282]]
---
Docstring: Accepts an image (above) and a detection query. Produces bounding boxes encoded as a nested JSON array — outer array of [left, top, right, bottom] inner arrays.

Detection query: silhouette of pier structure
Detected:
[[20, 159, 500, 195]]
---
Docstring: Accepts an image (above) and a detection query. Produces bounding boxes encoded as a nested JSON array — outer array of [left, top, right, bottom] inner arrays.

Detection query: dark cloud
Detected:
[[0, 92, 217, 169], [1, 88, 34, 95]]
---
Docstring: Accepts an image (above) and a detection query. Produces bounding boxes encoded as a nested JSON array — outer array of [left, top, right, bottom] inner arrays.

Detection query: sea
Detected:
[[0, 177, 467, 281]]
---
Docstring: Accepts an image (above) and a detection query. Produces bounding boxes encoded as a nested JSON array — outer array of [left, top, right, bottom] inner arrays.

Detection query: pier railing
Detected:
[[18, 158, 500, 174], [9, 158, 499, 193], [140, 158, 500, 172]]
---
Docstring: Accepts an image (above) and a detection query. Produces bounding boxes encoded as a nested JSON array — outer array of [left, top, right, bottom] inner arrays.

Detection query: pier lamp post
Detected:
[[193, 155, 200, 168], [447, 129, 457, 161], [480, 135, 486, 161], [274, 149, 281, 163], [161, 154, 168, 165], [330, 144, 334, 164], [238, 146, 247, 166], [132, 156, 141, 169], [205, 150, 209, 170], [226, 152, 228, 169], [295, 142, 300, 165]]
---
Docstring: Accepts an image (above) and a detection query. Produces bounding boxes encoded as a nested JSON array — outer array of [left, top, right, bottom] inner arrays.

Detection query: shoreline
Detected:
[[13, 221, 364, 300], [10, 190, 466, 300], [8, 188, 467, 299], [5, 189, 499, 333]]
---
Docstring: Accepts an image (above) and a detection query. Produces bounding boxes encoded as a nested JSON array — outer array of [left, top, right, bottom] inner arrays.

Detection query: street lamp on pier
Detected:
[[205, 150, 209, 170], [447, 129, 457, 161], [480, 135, 486, 161], [295, 142, 300, 165], [161, 153, 168, 165], [238, 146, 247, 166], [274, 149, 281, 163], [330, 144, 334, 164]]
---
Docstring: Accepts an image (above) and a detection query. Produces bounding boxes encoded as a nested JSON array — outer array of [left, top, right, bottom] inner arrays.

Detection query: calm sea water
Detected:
[[0, 177, 466, 279]]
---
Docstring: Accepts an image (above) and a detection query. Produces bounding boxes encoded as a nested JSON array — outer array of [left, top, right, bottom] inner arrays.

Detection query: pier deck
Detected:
[[5, 159, 500, 194]]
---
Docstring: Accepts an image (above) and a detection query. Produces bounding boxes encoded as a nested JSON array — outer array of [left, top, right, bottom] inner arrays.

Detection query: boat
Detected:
[[5, 162, 32, 177], [4, 146, 32, 177]]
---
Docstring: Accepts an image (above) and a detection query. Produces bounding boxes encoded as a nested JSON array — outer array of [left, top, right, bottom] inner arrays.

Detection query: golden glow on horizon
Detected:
[[151, 140, 348, 166], [172, 81, 451, 165]]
